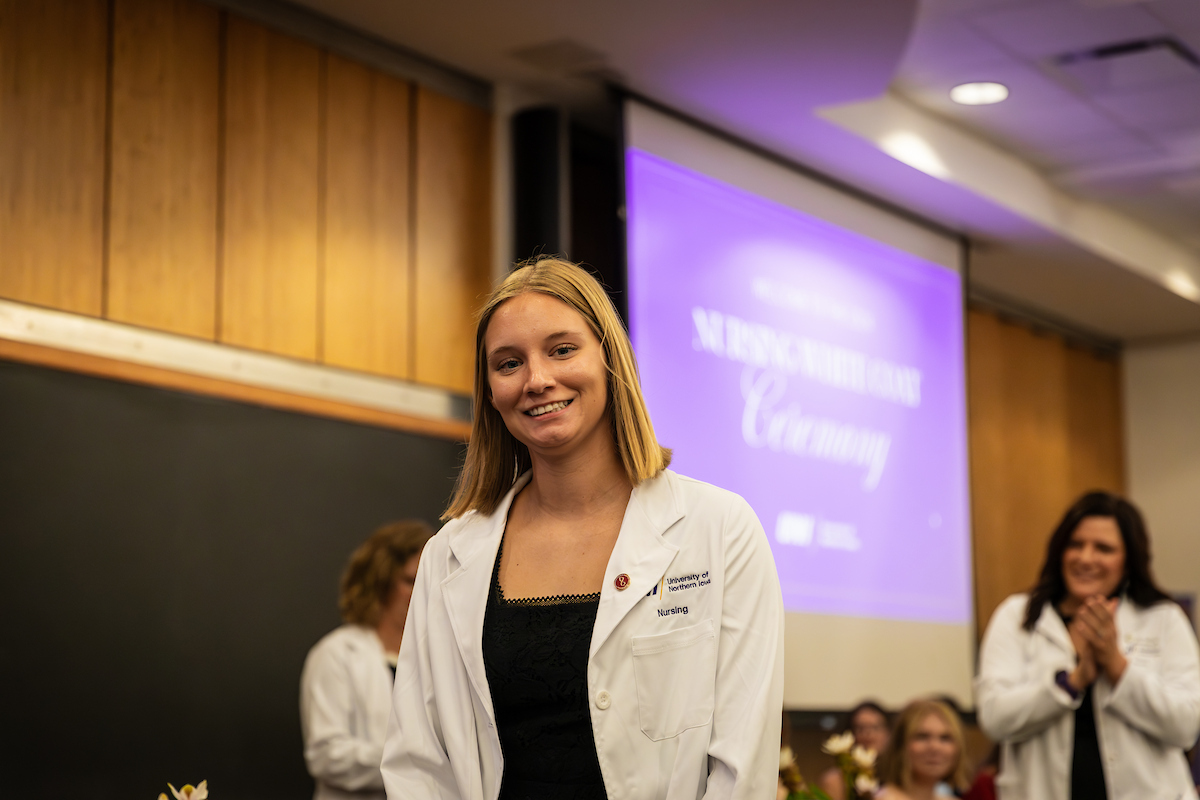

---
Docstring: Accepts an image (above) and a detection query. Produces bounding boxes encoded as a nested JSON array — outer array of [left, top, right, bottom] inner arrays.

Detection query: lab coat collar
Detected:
[[1033, 600, 1075, 656], [444, 471, 531, 567], [439, 472, 531, 727], [590, 470, 683, 656], [437, 470, 684, 722]]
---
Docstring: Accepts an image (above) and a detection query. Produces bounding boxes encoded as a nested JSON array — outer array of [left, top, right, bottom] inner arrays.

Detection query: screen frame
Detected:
[[619, 95, 976, 711]]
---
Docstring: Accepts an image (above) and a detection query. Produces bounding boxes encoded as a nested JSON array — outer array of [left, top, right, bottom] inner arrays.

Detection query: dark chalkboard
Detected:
[[0, 358, 465, 800]]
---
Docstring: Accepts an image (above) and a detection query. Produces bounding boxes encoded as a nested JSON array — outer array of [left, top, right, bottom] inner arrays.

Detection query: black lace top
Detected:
[[481, 539, 608, 800]]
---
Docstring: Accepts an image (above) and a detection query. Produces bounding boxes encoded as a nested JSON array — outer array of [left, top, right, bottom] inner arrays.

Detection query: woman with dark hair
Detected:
[[976, 491, 1200, 799]]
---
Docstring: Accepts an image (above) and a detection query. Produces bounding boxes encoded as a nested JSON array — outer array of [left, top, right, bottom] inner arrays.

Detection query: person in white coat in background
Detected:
[[301, 519, 434, 800], [976, 491, 1200, 800], [381, 257, 785, 800]]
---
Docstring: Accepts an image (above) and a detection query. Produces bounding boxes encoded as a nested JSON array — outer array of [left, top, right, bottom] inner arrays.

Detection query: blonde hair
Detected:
[[443, 257, 670, 520], [338, 520, 434, 625], [878, 699, 970, 793]]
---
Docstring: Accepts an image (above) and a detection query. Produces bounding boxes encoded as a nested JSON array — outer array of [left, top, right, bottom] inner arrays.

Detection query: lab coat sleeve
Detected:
[[300, 639, 386, 792], [381, 543, 460, 800], [1102, 603, 1200, 749], [703, 496, 785, 800], [976, 595, 1080, 744]]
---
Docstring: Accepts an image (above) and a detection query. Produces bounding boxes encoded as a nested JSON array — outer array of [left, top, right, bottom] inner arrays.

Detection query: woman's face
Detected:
[[1062, 516, 1126, 604], [484, 292, 611, 460], [851, 708, 889, 754], [907, 712, 958, 785]]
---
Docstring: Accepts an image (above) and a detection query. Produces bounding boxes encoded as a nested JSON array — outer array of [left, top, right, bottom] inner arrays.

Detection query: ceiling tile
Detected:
[[1054, 40, 1200, 96], [1092, 82, 1200, 135], [920, 0, 1057, 18], [970, 2, 1167, 59], [898, 58, 1133, 150], [899, 16, 1014, 78], [901, 58, 1093, 112], [1098, 192, 1200, 250], [1146, 0, 1200, 56], [1037, 133, 1163, 168]]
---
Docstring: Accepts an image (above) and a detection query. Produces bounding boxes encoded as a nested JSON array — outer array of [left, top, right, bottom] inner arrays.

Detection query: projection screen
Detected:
[[623, 99, 974, 710]]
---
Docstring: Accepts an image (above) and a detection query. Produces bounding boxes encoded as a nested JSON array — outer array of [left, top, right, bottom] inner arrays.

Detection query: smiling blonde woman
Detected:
[[877, 700, 969, 800], [381, 257, 784, 800], [976, 491, 1200, 800]]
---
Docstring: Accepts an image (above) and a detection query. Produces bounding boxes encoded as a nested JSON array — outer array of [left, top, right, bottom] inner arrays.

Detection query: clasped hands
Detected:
[[1067, 596, 1128, 691]]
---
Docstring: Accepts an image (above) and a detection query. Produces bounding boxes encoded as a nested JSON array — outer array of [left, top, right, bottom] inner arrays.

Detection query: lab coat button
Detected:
[[596, 690, 612, 710]]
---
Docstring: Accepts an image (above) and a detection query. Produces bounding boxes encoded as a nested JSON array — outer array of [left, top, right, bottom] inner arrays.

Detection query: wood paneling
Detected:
[[323, 54, 411, 378], [108, 0, 220, 338], [1, 0, 493, 400], [221, 15, 320, 360], [413, 86, 492, 393], [968, 308, 1124, 637], [1064, 344, 1124, 494], [0, 0, 108, 314]]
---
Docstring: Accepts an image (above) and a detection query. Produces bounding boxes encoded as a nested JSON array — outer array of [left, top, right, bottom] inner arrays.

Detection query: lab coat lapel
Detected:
[[1034, 602, 1076, 657], [440, 473, 530, 726], [591, 471, 683, 656]]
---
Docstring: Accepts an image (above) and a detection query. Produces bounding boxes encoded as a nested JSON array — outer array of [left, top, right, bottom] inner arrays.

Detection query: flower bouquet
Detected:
[[158, 781, 207, 800], [822, 732, 879, 798]]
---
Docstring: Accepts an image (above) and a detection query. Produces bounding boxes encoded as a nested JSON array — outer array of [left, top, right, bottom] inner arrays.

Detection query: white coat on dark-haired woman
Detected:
[[976, 492, 1200, 800]]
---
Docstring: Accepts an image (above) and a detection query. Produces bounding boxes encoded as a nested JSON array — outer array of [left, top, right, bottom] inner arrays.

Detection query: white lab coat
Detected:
[[381, 469, 784, 800], [301, 624, 395, 800], [976, 593, 1200, 800]]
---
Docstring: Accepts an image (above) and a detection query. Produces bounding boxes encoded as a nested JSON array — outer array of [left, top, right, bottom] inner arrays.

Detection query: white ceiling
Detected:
[[287, 0, 1200, 342], [894, 0, 1200, 254]]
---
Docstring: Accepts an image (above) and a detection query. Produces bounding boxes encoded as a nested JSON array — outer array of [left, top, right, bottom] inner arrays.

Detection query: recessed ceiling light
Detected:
[[949, 82, 1009, 105]]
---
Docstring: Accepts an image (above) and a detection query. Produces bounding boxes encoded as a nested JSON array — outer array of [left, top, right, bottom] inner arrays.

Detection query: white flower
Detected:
[[851, 745, 876, 770], [821, 731, 855, 755], [855, 774, 880, 795], [779, 745, 796, 771], [167, 782, 208, 800]]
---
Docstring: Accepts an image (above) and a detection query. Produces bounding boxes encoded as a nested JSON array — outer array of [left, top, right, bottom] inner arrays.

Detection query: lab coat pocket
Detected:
[[631, 619, 716, 741]]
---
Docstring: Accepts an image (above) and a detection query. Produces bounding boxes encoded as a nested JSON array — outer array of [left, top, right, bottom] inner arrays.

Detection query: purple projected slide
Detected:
[[627, 149, 970, 624]]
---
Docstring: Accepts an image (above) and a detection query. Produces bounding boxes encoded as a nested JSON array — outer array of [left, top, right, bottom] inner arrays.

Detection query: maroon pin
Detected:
[[614, 573, 631, 590]]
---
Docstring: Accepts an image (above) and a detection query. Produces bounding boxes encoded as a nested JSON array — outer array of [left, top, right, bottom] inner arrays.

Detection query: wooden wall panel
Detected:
[[1064, 345, 1124, 495], [968, 308, 1124, 637], [222, 16, 320, 360], [413, 86, 492, 393], [0, 0, 108, 314], [108, 0, 220, 338], [1, 0, 493, 399], [323, 54, 411, 379], [969, 311, 1068, 637]]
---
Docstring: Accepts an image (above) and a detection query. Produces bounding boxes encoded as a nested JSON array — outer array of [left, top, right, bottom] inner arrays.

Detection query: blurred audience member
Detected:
[[818, 700, 890, 799], [976, 491, 1200, 800], [877, 699, 970, 800], [300, 520, 434, 800]]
